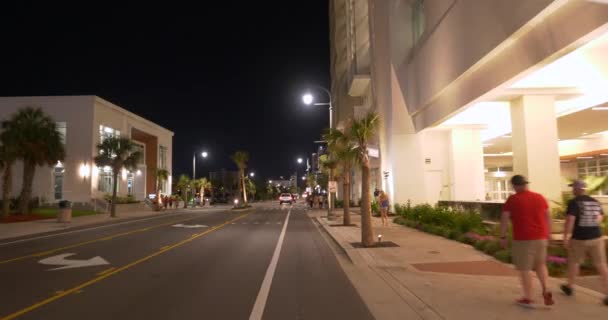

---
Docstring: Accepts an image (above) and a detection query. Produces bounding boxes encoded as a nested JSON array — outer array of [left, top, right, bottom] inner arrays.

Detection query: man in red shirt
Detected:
[[500, 175, 554, 308]]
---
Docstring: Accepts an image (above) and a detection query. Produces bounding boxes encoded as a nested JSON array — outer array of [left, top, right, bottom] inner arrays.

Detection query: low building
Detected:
[[0, 96, 173, 205]]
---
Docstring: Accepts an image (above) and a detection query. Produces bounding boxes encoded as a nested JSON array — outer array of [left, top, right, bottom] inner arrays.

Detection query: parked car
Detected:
[[279, 193, 293, 205]]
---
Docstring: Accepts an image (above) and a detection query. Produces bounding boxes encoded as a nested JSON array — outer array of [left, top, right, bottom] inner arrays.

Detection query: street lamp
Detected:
[[249, 172, 255, 178], [297, 157, 303, 164], [268, 180, 272, 184], [193, 151, 209, 180], [302, 86, 333, 129]]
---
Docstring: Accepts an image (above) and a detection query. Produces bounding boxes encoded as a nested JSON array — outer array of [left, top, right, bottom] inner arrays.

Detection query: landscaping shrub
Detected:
[[474, 240, 488, 251], [447, 230, 461, 240], [104, 194, 139, 204], [482, 241, 503, 256], [493, 249, 512, 263]]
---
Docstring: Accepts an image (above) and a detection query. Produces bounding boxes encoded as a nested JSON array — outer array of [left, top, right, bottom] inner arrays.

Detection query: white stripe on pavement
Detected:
[[249, 207, 291, 320]]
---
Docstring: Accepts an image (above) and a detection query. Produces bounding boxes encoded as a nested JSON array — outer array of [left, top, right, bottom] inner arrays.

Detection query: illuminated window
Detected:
[[99, 125, 120, 143], [577, 158, 608, 196]]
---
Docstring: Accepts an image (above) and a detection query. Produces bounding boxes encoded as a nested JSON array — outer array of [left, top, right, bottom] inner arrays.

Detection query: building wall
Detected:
[[93, 97, 173, 200], [0, 96, 95, 203], [0, 96, 173, 206]]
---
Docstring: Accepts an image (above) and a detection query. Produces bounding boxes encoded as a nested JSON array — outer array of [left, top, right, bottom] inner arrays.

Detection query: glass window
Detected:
[[159, 146, 168, 169], [98, 167, 116, 193], [53, 165, 64, 200], [132, 143, 145, 165], [56, 122, 67, 144], [412, 0, 425, 45], [577, 158, 608, 196], [99, 125, 120, 143]]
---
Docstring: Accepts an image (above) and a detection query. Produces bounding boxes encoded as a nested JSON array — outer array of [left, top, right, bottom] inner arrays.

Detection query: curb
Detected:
[[314, 216, 367, 266]]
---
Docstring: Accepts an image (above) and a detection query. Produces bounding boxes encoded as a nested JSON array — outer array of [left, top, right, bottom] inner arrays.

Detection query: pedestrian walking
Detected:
[[168, 196, 173, 209], [561, 179, 608, 305], [379, 191, 390, 226], [500, 174, 554, 308]]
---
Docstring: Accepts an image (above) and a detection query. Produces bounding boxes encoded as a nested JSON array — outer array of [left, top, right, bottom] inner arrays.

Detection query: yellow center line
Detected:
[[0, 213, 249, 320], [96, 267, 115, 276], [0, 215, 212, 265], [159, 245, 170, 251]]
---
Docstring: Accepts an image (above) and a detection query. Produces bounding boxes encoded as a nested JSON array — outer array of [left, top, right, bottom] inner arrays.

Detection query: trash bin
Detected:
[[58, 200, 72, 223]]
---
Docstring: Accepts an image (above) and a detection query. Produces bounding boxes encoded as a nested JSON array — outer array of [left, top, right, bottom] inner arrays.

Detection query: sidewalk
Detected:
[[311, 209, 607, 320], [0, 206, 224, 241]]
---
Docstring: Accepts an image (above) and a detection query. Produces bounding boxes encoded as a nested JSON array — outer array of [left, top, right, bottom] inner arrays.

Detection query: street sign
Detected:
[[328, 181, 337, 193], [39, 253, 109, 271]]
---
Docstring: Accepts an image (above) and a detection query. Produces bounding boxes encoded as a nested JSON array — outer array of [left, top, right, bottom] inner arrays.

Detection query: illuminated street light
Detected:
[[302, 93, 313, 105]]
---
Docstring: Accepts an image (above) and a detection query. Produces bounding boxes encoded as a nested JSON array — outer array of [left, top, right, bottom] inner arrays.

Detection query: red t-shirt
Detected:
[[503, 190, 549, 240]]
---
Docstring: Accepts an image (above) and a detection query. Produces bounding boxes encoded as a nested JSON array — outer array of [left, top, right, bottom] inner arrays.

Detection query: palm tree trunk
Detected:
[[328, 168, 334, 219], [183, 189, 188, 208], [361, 160, 374, 246], [343, 162, 351, 226], [111, 171, 118, 217], [2, 164, 12, 217], [19, 161, 36, 215], [241, 171, 248, 203]]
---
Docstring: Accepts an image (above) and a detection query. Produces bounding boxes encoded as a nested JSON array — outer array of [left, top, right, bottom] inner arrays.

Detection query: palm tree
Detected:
[[155, 168, 169, 206], [2, 107, 66, 215], [198, 178, 212, 205], [320, 154, 338, 219], [349, 111, 381, 247], [0, 145, 16, 217], [176, 175, 191, 208], [306, 172, 317, 191], [94, 137, 142, 217], [231, 151, 249, 204], [246, 178, 256, 201], [324, 127, 358, 226]]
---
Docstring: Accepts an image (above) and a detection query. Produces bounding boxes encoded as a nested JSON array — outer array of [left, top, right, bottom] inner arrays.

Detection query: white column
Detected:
[[448, 127, 486, 201], [510, 95, 561, 203]]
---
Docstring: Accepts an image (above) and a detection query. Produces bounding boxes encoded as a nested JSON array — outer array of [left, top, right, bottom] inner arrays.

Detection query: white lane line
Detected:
[[249, 208, 291, 320]]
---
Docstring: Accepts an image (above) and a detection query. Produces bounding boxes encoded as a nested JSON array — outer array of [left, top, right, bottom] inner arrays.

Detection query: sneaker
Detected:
[[543, 291, 555, 306], [516, 298, 535, 308], [560, 284, 573, 296]]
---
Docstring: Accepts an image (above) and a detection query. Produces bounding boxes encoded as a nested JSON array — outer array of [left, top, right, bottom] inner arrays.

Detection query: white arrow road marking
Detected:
[[39, 253, 110, 271], [172, 224, 208, 228]]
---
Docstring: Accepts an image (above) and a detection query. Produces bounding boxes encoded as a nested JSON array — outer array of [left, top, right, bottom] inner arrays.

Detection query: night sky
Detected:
[[0, 2, 330, 180]]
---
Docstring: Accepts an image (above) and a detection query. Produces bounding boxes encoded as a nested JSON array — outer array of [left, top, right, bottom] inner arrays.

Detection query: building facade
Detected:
[[330, 0, 608, 209], [0, 96, 174, 205]]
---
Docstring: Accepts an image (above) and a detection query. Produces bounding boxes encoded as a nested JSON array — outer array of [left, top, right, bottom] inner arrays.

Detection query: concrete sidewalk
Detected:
[[311, 209, 607, 320], [0, 206, 226, 241]]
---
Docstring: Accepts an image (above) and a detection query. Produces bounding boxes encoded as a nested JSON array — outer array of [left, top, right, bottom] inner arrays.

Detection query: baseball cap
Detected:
[[510, 175, 529, 186], [568, 179, 587, 189]]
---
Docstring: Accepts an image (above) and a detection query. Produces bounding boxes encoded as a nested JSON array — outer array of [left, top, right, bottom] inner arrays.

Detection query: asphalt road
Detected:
[[0, 202, 373, 320]]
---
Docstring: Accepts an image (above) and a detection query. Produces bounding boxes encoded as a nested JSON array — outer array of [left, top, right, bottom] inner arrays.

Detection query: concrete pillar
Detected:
[[510, 95, 561, 203], [448, 127, 485, 201]]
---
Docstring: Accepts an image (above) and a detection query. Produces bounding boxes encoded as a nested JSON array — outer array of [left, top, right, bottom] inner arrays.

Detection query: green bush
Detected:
[[457, 234, 471, 244], [547, 263, 567, 277], [482, 241, 503, 255], [103, 194, 139, 204], [494, 249, 512, 263], [448, 230, 461, 240], [393, 216, 405, 225], [371, 200, 380, 215], [474, 240, 490, 251]]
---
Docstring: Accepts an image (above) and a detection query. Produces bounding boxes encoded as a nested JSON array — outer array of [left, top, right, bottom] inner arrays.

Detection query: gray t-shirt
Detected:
[[567, 195, 604, 240]]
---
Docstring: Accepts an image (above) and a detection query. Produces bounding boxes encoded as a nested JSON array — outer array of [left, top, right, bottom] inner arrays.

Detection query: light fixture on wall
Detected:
[[493, 167, 507, 178], [136, 169, 142, 176], [79, 163, 91, 181]]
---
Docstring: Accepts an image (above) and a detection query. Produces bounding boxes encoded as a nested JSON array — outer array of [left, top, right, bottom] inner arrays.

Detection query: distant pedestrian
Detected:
[[163, 195, 168, 209], [379, 191, 389, 226], [374, 188, 380, 198], [561, 180, 608, 305], [500, 175, 554, 308], [313, 194, 319, 209], [168, 196, 173, 209]]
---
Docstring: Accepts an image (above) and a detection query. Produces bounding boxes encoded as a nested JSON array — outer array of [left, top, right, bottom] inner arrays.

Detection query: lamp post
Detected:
[[302, 86, 333, 129], [192, 151, 208, 180]]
